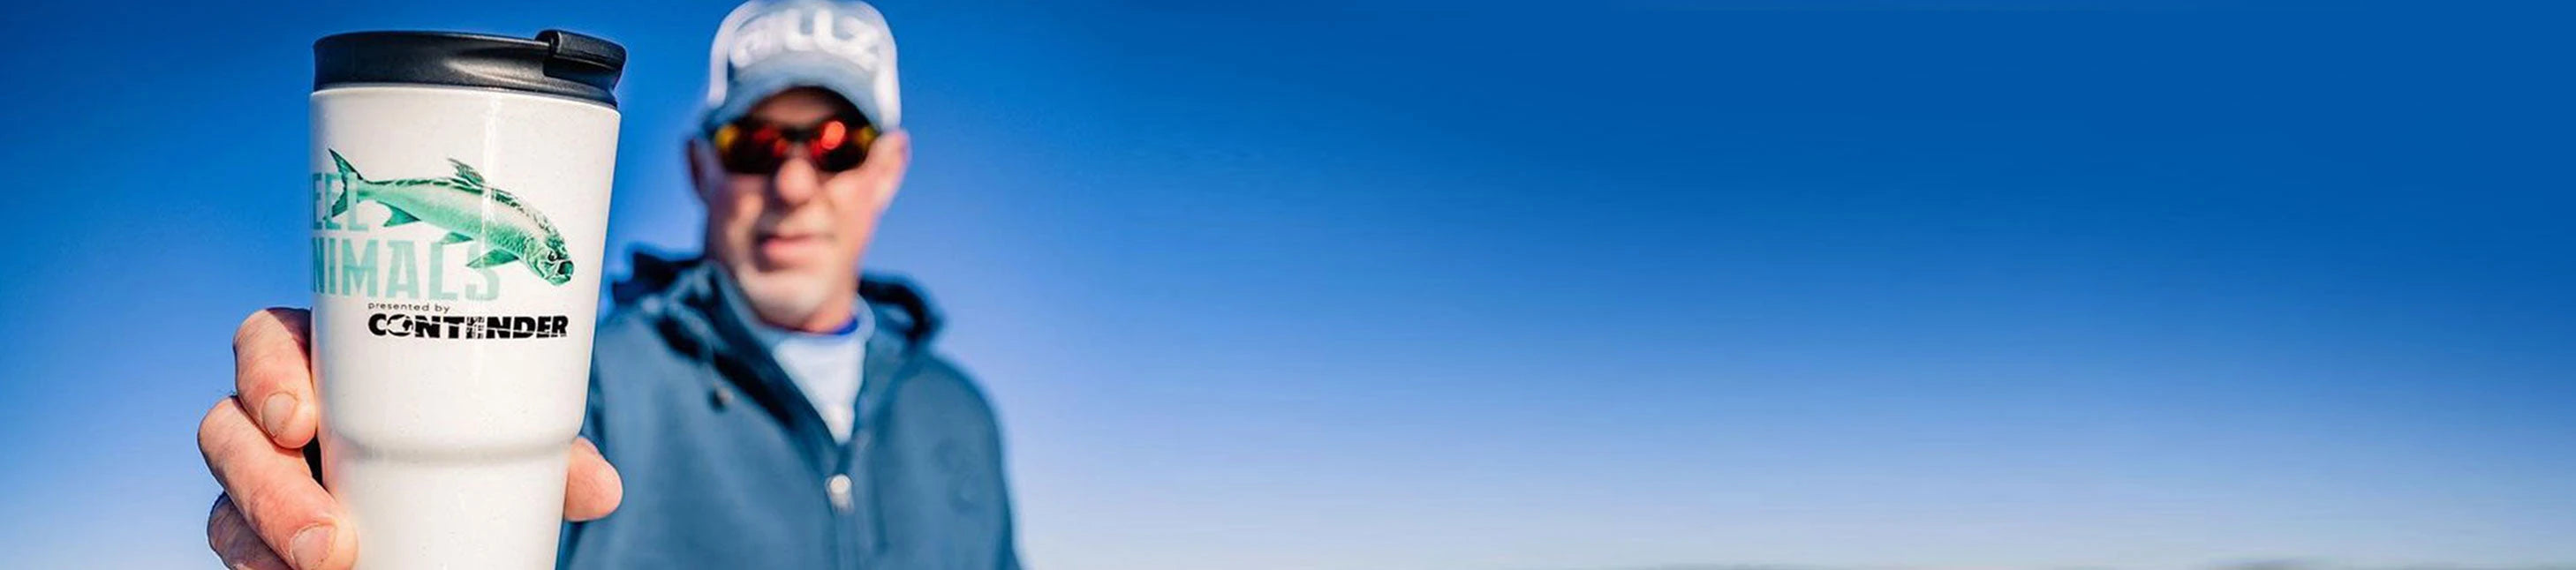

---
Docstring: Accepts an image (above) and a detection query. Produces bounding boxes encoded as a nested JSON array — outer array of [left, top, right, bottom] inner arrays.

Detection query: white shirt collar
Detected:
[[714, 270, 872, 442]]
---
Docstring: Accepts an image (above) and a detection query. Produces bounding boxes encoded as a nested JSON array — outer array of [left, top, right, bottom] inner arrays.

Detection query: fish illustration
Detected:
[[324, 150, 575, 286]]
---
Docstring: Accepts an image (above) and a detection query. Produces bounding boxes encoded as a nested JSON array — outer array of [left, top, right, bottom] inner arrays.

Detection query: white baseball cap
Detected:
[[701, 0, 901, 133]]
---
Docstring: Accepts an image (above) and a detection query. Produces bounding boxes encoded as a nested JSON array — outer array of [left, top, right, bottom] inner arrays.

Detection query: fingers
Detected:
[[563, 437, 624, 521], [209, 495, 293, 570], [200, 399, 356, 570], [234, 308, 318, 448]]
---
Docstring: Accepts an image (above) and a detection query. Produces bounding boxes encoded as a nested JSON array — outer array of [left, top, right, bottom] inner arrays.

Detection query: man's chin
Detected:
[[731, 267, 842, 322], [736, 263, 835, 291], [751, 255, 820, 273]]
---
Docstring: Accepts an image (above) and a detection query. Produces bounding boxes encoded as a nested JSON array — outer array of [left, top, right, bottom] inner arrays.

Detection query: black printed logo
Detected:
[[367, 312, 571, 340]]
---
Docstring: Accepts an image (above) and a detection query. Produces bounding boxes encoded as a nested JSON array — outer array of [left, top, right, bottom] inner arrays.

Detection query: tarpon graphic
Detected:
[[323, 150, 575, 286]]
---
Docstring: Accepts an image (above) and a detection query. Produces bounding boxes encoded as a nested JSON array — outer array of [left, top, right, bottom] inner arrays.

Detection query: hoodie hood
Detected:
[[608, 249, 945, 465]]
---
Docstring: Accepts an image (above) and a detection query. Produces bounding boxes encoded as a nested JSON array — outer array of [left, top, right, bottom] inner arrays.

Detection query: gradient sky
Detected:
[[2, 1, 2572, 569]]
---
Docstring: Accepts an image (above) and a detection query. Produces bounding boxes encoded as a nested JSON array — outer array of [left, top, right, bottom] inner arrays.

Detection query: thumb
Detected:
[[563, 438, 623, 521]]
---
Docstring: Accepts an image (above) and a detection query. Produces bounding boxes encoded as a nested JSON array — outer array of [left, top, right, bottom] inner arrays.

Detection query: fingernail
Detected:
[[261, 394, 297, 438], [289, 523, 334, 568]]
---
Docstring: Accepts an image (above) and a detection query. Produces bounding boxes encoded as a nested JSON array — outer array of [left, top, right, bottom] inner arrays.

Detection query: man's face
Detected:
[[691, 87, 910, 329]]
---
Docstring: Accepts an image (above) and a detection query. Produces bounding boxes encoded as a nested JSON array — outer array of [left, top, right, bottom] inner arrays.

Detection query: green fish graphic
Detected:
[[324, 150, 576, 286]]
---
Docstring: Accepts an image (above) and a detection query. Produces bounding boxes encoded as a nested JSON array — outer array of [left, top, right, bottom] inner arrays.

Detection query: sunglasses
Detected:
[[708, 114, 879, 174]]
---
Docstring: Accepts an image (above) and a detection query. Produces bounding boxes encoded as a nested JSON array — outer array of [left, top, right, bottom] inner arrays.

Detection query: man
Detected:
[[197, 1, 1022, 568]]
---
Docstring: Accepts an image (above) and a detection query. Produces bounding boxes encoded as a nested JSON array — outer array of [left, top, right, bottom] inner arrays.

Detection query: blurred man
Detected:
[[199, 1, 1022, 568]]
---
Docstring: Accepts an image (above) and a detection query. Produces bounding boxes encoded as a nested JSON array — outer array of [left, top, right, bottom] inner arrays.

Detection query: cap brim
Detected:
[[701, 51, 893, 133]]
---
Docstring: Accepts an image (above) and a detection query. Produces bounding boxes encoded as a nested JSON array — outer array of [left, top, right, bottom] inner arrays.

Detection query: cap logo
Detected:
[[727, 7, 885, 72]]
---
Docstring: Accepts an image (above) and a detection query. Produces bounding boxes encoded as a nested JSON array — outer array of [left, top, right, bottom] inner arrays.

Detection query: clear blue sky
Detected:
[[2, 1, 2570, 568]]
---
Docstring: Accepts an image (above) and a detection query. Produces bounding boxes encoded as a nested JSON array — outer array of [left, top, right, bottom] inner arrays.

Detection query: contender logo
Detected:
[[368, 312, 571, 340]]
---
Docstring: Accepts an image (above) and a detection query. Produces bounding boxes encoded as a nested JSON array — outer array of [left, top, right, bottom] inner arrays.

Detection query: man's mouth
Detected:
[[756, 230, 828, 262]]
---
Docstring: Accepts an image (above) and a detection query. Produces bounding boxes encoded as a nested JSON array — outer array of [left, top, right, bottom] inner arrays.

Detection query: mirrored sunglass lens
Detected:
[[720, 125, 785, 173], [821, 146, 862, 171], [814, 122, 872, 171]]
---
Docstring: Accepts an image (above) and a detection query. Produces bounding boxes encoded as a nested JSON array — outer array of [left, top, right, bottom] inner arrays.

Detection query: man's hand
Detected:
[[198, 308, 623, 570]]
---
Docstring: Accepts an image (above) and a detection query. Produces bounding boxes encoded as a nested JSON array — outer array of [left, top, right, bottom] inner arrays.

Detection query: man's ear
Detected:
[[683, 137, 715, 206], [864, 130, 911, 203]]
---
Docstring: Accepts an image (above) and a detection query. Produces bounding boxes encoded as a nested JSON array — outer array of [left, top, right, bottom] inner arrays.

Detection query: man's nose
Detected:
[[768, 151, 823, 206]]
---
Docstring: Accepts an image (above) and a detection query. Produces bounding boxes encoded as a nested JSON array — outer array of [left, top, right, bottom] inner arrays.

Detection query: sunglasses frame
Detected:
[[707, 113, 879, 175]]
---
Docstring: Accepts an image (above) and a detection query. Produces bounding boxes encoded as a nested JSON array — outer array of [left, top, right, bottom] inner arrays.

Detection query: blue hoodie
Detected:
[[557, 252, 1020, 569]]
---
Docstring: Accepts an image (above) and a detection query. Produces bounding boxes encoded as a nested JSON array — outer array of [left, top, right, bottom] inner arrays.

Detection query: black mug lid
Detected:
[[314, 29, 626, 108]]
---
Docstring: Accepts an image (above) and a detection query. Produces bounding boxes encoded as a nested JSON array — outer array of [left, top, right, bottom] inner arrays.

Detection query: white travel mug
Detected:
[[308, 29, 623, 569]]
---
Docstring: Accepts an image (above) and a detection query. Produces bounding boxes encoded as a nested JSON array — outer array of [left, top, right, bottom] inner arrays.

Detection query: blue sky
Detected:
[[2, 1, 2571, 568]]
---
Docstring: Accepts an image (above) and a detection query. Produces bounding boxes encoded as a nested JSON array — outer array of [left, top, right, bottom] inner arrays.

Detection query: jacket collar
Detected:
[[622, 251, 941, 475]]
